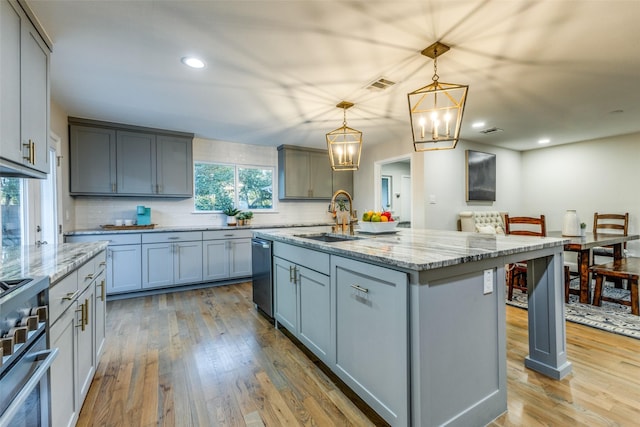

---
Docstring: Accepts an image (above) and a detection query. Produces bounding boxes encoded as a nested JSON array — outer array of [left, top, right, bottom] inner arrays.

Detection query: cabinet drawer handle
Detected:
[[84, 298, 89, 327], [224, 234, 235, 237], [350, 284, 369, 294], [62, 291, 80, 301], [75, 302, 85, 331], [85, 273, 94, 280], [23, 140, 35, 164], [99, 261, 107, 267], [98, 279, 106, 301], [167, 236, 179, 240], [289, 266, 298, 284]]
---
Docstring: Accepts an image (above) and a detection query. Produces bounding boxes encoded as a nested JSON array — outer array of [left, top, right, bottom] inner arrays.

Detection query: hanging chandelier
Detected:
[[326, 101, 362, 171], [407, 42, 468, 151]]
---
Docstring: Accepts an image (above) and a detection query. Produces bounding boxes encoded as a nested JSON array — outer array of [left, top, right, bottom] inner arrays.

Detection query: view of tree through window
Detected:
[[1, 177, 23, 247], [195, 163, 273, 211]]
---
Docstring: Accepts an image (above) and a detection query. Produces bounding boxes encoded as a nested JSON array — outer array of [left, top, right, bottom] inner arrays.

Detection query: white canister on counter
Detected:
[[562, 210, 580, 236]]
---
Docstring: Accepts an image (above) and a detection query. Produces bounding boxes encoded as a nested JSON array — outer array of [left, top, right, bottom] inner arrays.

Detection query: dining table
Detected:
[[548, 231, 640, 304]]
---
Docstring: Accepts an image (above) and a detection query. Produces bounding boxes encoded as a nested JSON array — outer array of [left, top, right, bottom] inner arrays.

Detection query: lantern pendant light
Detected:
[[407, 42, 468, 151], [326, 101, 362, 171]]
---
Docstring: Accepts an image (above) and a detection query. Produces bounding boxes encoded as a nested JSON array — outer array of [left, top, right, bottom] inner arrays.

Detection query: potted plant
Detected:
[[580, 222, 587, 236], [243, 211, 253, 225], [236, 212, 246, 226], [222, 205, 241, 226]]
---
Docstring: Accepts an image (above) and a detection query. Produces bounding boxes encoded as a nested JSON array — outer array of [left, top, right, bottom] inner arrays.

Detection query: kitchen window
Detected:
[[1, 177, 24, 247], [194, 162, 274, 212]]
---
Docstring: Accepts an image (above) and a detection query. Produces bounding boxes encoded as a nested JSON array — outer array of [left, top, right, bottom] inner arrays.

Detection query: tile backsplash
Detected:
[[73, 197, 333, 229]]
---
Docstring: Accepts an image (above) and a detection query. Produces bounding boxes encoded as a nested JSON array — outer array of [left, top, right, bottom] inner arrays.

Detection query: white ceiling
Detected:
[[28, 0, 640, 152]]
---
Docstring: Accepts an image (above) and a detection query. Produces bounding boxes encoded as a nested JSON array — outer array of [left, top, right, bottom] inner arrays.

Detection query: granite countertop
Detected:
[[254, 226, 569, 271], [64, 222, 334, 236], [0, 241, 109, 284]]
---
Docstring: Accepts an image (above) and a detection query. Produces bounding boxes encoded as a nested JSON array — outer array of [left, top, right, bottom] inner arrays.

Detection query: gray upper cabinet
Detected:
[[156, 135, 193, 196], [0, 0, 50, 178], [70, 125, 116, 194], [278, 145, 333, 200], [332, 168, 353, 196], [69, 117, 193, 197], [116, 131, 156, 195]]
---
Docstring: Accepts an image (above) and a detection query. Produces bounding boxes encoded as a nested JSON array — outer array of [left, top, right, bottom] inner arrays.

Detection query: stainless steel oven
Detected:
[[0, 276, 56, 427]]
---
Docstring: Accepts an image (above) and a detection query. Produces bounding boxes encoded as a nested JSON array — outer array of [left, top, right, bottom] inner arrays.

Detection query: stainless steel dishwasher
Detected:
[[251, 237, 273, 318]]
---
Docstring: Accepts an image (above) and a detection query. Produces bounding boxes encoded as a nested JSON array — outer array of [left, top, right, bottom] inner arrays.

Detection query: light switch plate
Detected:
[[483, 269, 493, 294]]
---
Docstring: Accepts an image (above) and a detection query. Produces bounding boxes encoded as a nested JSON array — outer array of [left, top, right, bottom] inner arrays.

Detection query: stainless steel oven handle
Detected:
[[0, 347, 59, 427]]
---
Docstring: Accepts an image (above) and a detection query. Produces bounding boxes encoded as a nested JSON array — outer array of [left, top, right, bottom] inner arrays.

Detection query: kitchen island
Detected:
[[254, 226, 572, 427]]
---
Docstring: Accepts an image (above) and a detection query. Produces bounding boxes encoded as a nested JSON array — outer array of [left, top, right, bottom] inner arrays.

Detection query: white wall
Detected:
[[71, 137, 334, 229], [521, 132, 640, 255], [354, 138, 523, 230], [381, 161, 410, 219]]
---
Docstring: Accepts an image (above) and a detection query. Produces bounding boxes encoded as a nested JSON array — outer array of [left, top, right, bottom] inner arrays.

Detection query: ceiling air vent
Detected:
[[479, 127, 503, 134], [366, 78, 395, 91]]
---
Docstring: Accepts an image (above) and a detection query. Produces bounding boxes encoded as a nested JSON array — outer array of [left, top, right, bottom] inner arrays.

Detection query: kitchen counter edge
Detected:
[[0, 242, 109, 284], [254, 226, 569, 271]]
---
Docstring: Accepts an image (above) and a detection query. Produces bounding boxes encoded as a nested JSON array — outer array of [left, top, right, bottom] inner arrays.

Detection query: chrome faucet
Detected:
[[329, 189, 356, 234]]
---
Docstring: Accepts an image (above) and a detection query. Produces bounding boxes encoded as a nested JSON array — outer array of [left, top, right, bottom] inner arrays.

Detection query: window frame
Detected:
[[193, 161, 276, 213]]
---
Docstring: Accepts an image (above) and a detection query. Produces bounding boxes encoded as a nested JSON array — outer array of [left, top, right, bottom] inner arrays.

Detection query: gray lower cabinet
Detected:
[[50, 275, 79, 427], [273, 242, 331, 363], [66, 233, 142, 295], [107, 243, 142, 294], [94, 271, 107, 359], [66, 230, 251, 297], [142, 232, 203, 289], [50, 251, 107, 427], [331, 255, 409, 426], [273, 256, 298, 331], [202, 230, 252, 281], [76, 279, 96, 402], [297, 264, 331, 360], [69, 117, 193, 197]]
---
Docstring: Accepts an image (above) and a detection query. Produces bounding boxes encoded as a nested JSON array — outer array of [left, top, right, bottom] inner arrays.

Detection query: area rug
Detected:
[[506, 278, 640, 340]]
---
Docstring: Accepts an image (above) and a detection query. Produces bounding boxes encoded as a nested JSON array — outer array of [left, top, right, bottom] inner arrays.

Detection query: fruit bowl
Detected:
[[358, 221, 398, 234]]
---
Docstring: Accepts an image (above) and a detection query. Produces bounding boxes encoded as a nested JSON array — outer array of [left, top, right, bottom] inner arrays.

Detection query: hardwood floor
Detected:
[[78, 282, 640, 426]]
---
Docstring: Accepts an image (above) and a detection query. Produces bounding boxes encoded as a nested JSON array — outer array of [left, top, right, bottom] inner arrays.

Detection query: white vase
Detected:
[[226, 215, 237, 226], [562, 210, 580, 236]]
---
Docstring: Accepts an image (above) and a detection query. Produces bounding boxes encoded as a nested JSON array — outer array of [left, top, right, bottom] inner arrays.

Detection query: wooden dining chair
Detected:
[[504, 215, 571, 301], [505, 215, 546, 301], [592, 212, 630, 290], [592, 212, 629, 260]]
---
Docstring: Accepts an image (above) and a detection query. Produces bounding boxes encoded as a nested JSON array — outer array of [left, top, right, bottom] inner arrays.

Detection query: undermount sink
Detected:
[[294, 233, 362, 243]]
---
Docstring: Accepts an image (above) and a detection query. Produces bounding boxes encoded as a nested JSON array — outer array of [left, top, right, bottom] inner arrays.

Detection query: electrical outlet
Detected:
[[483, 269, 493, 294]]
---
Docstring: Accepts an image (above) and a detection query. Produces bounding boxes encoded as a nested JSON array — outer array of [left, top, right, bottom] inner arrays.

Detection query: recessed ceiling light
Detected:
[[538, 138, 550, 144], [181, 56, 205, 69], [472, 121, 485, 128]]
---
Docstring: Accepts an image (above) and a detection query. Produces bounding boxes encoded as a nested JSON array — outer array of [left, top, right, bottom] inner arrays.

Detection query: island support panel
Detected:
[[411, 259, 507, 427], [524, 254, 572, 379]]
